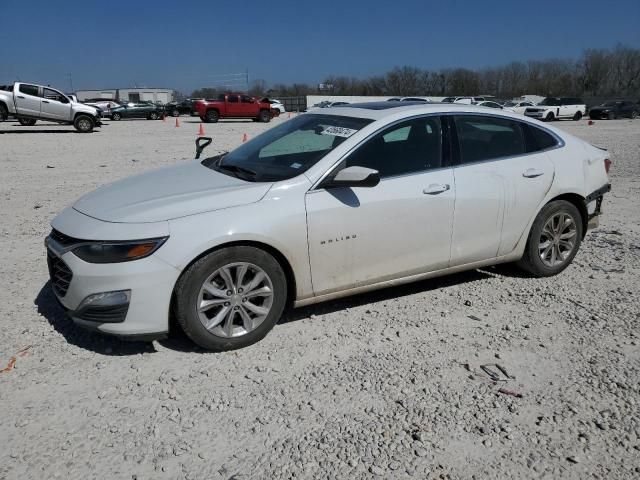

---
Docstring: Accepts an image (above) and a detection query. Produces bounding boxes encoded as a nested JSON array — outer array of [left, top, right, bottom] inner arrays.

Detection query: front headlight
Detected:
[[72, 237, 168, 264]]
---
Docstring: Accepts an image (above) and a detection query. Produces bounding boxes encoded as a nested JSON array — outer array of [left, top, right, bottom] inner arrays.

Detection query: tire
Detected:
[[149, 112, 159, 120], [258, 109, 271, 123], [74, 115, 94, 133], [0, 103, 8, 121], [544, 112, 554, 122], [174, 246, 287, 351], [18, 118, 37, 126], [573, 111, 582, 121], [204, 110, 219, 123], [608, 112, 615, 120], [111, 112, 122, 121], [171, 109, 180, 117], [632, 111, 638, 120], [517, 200, 583, 277]]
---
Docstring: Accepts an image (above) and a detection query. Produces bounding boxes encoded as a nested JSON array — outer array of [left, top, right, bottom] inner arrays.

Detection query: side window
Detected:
[[345, 117, 442, 177], [227, 95, 239, 103], [523, 124, 559, 152], [19, 84, 39, 96], [454, 115, 525, 164], [42, 88, 68, 103], [241, 95, 253, 103]]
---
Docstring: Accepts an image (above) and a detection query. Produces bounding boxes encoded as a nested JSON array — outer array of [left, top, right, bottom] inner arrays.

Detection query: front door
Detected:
[[226, 94, 242, 116], [239, 95, 257, 117], [14, 83, 41, 117], [306, 116, 455, 295], [40, 87, 72, 121]]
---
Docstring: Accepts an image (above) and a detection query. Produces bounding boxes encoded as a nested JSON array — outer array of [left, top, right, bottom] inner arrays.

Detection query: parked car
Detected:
[[305, 101, 349, 112], [261, 98, 286, 114], [0, 82, 101, 132], [46, 102, 611, 350], [83, 99, 121, 117], [442, 96, 490, 104], [588, 100, 639, 120], [524, 97, 586, 121], [503, 101, 536, 115], [108, 101, 165, 120], [475, 100, 514, 111], [194, 93, 272, 123], [400, 97, 431, 103], [164, 99, 202, 117]]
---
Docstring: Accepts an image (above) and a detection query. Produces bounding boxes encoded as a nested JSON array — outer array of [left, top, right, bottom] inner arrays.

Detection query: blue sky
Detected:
[[1, 0, 638, 93]]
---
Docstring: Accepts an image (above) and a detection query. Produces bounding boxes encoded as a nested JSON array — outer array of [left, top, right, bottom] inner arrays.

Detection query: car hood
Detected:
[[589, 106, 610, 112], [73, 160, 272, 223]]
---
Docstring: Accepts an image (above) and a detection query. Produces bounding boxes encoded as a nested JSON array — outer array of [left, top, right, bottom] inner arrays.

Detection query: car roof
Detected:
[[306, 101, 531, 121]]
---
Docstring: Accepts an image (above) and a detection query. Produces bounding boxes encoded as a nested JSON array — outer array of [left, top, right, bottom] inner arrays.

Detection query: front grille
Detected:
[[47, 250, 73, 297], [75, 304, 129, 323]]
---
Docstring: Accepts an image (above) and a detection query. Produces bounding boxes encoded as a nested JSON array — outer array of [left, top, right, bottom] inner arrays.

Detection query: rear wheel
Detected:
[[171, 109, 180, 117], [258, 109, 271, 123], [174, 246, 287, 351], [632, 111, 638, 119], [149, 111, 159, 120], [545, 112, 555, 122], [111, 112, 122, 121], [573, 111, 582, 121], [74, 115, 94, 133], [204, 110, 219, 123], [517, 200, 583, 277], [18, 118, 37, 126], [0, 103, 8, 121]]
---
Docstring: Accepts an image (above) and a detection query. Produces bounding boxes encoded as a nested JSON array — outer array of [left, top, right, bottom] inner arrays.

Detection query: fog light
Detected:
[[77, 290, 131, 310]]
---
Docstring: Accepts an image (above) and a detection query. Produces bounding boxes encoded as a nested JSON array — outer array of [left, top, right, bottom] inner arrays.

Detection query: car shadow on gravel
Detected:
[[283, 269, 493, 324], [35, 282, 155, 356]]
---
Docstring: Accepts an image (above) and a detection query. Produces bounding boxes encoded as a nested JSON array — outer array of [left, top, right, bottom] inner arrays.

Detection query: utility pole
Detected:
[[68, 73, 74, 92]]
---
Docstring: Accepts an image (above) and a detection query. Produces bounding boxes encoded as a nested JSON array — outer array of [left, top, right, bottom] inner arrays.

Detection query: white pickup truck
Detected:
[[0, 82, 101, 132]]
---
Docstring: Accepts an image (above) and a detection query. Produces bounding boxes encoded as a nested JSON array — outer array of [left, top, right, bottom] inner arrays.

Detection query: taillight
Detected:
[[604, 159, 611, 174]]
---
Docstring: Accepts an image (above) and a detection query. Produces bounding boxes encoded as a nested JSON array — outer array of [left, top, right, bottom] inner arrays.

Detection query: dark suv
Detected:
[[589, 100, 639, 120], [164, 98, 203, 117]]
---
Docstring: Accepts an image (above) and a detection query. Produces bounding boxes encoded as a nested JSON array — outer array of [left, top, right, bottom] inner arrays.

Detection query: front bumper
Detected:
[[45, 235, 180, 338], [524, 110, 545, 118]]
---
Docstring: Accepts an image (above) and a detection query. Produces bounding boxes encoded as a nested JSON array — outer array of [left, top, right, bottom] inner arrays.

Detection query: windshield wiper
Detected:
[[217, 163, 258, 181]]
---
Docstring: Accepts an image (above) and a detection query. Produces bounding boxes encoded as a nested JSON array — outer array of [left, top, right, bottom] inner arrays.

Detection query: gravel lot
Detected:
[[0, 115, 639, 480]]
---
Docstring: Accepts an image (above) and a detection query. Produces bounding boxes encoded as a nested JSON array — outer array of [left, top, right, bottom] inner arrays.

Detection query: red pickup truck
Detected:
[[194, 93, 273, 123]]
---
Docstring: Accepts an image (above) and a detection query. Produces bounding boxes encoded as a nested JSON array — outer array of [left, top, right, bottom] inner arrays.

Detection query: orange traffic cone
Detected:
[[288, 112, 291, 119], [242, 133, 248, 142], [197, 123, 205, 136], [175, 117, 180, 128], [588, 120, 594, 125], [162, 114, 166, 122]]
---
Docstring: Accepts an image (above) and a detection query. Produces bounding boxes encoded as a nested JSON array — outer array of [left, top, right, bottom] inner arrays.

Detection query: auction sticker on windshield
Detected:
[[321, 126, 358, 138]]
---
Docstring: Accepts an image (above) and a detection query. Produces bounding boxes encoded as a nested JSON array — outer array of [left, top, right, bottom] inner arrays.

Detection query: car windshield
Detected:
[[504, 101, 517, 107], [202, 114, 373, 182], [539, 98, 560, 106]]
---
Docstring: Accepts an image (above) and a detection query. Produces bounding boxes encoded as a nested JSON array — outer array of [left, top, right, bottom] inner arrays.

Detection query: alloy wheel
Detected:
[[538, 212, 577, 267], [197, 262, 274, 338]]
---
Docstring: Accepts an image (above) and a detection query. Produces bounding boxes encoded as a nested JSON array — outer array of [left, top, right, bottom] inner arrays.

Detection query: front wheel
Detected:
[[204, 110, 219, 123], [174, 246, 287, 351], [0, 104, 8, 121], [111, 112, 122, 121], [258, 109, 271, 122], [18, 118, 37, 126], [171, 109, 180, 117], [544, 112, 555, 122], [631, 111, 638, 120], [517, 200, 583, 277], [573, 111, 582, 121], [74, 115, 94, 133], [149, 112, 159, 120]]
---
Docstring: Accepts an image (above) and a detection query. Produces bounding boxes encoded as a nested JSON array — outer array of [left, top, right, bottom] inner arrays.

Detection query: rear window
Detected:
[[523, 124, 559, 152], [454, 115, 525, 164], [19, 84, 39, 96]]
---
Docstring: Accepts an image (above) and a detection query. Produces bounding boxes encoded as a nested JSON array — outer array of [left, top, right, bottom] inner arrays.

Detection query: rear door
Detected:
[[448, 114, 554, 265], [226, 95, 242, 116], [14, 83, 41, 117], [40, 87, 72, 121]]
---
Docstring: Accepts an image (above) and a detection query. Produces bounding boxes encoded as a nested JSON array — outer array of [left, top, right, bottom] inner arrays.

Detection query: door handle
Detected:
[[523, 168, 544, 178], [42, 100, 50, 104], [17, 95, 25, 99], [423, 183, 450, 195]]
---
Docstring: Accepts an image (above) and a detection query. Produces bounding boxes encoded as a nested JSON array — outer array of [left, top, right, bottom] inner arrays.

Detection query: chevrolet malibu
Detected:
[[46, 102, 611, 350]]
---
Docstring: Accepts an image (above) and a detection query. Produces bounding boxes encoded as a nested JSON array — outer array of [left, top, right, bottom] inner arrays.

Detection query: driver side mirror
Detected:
[[322, 166, 380, 189]]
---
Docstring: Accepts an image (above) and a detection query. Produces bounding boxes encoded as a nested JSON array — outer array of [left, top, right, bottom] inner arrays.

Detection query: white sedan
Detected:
[[46, 103, 611, 350], [503, 101, 536, 115]]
